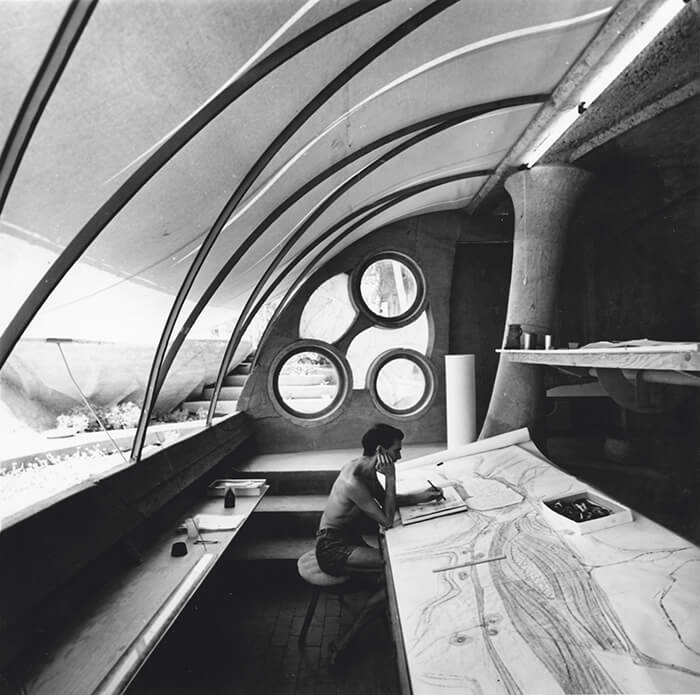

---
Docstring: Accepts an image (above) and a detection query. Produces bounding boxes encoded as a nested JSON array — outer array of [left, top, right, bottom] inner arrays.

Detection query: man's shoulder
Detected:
[[338, 456, 372, 490], [341, 454, 369, 471]]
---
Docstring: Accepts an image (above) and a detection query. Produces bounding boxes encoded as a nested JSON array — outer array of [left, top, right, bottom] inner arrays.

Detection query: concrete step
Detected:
[[231, 532, 378, 561], [231, 535, 316, 561], [182, 400, 238, 415], [230, 468, 338, 495], [274, 398, 337, 415], [277, 384, 338, 398], [273, 374, 331, 386], [246, 494, 327, 537], [202, 385, 243, 400], [225, 444, 443, 495], [223, 374, 248, 387], [256, 493, 327, 513]]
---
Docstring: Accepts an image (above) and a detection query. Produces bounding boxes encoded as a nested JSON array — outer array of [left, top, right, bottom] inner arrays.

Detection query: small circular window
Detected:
[[271, 343, 350, 420], [368, 350, 435, 417], [352, 253, 425, 327]]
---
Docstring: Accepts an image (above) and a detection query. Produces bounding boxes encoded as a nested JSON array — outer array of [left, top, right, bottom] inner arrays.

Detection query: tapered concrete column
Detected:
[[480, 165, 591, 439]]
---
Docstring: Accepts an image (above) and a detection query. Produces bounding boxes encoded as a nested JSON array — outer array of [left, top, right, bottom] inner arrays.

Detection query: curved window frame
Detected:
[[350, 251, 426, 328], [366, 348, 435, 419], [268, 339, 352, 424], [298, 272, 357, 345]]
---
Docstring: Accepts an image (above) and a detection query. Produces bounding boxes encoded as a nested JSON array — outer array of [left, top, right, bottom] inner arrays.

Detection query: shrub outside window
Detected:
[[352, 252, 425, 328]]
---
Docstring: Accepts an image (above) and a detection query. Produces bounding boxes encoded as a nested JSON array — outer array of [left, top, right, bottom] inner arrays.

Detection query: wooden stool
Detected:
[[297, 549, 350, 646]]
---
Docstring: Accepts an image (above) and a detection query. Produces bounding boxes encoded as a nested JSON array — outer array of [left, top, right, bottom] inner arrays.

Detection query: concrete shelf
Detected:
[[498, 343, 700, 372]]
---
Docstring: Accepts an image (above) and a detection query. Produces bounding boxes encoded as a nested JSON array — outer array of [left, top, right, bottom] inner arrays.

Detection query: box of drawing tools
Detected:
[[540, 489, 633, 534]]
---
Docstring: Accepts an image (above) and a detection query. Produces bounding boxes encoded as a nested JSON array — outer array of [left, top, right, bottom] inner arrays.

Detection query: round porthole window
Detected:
[[367, 350, 435, 417], [271, 342, 350, 421], [352, 253, 425, 327]]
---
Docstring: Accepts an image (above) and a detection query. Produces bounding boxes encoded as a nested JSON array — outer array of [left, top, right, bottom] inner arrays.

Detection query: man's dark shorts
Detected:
[[315, 528, 371, 576]]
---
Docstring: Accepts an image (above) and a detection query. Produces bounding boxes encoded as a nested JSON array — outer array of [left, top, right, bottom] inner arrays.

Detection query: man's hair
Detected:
[[361, 423, 404, 456]]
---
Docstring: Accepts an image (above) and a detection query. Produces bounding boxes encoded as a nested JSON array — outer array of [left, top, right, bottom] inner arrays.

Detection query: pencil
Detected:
[[427, 479, 445, 501], [432, 554, 506, 573]]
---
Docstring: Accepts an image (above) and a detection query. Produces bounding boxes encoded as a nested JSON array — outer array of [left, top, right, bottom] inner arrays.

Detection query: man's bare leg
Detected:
[[331, 546, 386, 662]]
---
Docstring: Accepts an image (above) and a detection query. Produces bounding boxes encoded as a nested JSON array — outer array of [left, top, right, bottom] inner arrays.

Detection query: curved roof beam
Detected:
[[225, 6, 610, 228], [130, 0, 462, 460], [154, 97, 545, 397], [200, 112, 524, 425], [206, 171, 491, 425], [0, 0, 97, 215], [0, 0, 390, 372]]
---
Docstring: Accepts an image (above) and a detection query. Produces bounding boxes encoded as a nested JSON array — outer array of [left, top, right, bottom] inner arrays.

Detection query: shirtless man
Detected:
[[316, 423, 441, 576], [315, 424, 441, 662]]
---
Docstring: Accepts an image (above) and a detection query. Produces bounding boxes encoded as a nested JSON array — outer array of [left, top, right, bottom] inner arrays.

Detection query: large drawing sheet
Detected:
[[384, 434, 700, 695], [398, 486, 467, 525]]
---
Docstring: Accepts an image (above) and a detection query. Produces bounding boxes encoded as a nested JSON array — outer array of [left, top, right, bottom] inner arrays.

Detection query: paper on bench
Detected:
[[193, 514, 245, 531]]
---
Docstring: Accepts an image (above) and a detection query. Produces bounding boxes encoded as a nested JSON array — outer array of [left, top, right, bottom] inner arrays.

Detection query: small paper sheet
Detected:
[[193, 514, 245, 531], [398, 486, 467, 525]]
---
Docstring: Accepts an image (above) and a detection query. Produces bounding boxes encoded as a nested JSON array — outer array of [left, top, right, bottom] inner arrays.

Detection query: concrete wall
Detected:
[[557, 96, 699, 345], [242, 212, 462, 453], [0, 413, 253, 665], [449, 241, 512, 428]]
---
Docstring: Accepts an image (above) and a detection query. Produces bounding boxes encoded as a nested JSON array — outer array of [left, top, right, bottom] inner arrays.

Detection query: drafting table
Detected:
[[382, 432, 700, 695]]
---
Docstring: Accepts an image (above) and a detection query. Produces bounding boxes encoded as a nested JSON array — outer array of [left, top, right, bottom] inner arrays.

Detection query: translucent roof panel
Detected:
[[196, 137, 409, 310], [259, 0, 611, 200], [3, 0, 316, 245], [0, 0, 69, 147]]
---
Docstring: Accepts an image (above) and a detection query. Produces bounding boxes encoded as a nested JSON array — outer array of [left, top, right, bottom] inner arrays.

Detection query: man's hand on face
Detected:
[[374, 445, 396, 478]]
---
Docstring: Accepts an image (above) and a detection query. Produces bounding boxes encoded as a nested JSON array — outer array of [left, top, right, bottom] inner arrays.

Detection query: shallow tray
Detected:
[[540, 489, 633, 534], [207, 478, 267, 497]]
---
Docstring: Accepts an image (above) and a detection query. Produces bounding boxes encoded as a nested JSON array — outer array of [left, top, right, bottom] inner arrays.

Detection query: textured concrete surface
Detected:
[[481, 165, 592, 438]]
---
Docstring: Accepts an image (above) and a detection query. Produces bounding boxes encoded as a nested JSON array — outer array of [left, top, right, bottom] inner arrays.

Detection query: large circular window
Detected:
[[367, 350, 435, 417], [270, 342, 350, 420], [352, 252, 425, 327]]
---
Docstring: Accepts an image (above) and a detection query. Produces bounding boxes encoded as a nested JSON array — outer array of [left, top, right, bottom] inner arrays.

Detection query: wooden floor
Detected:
[[127, 559, 399, 695]]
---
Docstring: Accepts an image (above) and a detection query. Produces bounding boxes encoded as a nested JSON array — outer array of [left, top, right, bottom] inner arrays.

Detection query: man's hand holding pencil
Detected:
[[426, 480, 445, 502]]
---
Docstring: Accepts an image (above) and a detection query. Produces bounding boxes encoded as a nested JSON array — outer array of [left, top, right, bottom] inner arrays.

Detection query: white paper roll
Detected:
[[445, 354, 477, 449], [399, 428, 531, 472]]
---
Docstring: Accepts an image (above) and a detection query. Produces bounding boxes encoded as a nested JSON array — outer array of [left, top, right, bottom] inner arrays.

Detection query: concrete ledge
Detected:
[[0, 413, 252, 667]]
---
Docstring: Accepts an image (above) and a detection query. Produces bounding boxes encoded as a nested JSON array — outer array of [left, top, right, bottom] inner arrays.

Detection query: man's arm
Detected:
[[347, 447, 398, 528], [396, 489, 443, 506], [347, 476, 396, 529]]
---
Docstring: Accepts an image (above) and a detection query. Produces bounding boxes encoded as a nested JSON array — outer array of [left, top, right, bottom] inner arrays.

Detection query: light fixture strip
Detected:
[[521, 0, 688, 167]]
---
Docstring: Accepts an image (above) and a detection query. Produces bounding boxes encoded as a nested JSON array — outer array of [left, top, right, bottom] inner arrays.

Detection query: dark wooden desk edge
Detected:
[[104, 485, 270, 695], [381, 532, 413, 695], [27, 486, 269, 695]]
